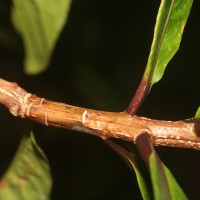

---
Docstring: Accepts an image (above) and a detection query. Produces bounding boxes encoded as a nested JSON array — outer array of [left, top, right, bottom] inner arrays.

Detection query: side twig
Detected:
[[0, 78, 200, 150]]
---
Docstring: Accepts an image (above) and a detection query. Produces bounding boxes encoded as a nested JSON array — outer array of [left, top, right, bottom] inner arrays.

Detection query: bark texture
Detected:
[[0, 78, 200, 150]]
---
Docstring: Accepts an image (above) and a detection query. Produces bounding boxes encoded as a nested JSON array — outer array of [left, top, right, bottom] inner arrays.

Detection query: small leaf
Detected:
[[194, 107, 200, 119], [136, 133, 188, 200], [11, 0, 72, 75], [106, 140, 151, 200], [145, 0, 193, 88], [0, 132, 52, 200]]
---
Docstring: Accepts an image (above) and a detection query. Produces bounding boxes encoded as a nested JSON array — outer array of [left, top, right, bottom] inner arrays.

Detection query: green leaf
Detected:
[[149, 153, 188, 200], [125, 0, 193, 115], [164, 165, 188, 200], [0, 132, 52, 200], [195, 107, 200, 119], [11, 0, 72, 75], [144, 0, 193, 88], [106, 140, 151, 200], [136, 133, 188, 200], [149, 153, 171, 200]]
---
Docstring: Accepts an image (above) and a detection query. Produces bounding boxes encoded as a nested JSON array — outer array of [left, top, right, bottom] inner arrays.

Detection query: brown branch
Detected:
[[0, 78, 200, 150]]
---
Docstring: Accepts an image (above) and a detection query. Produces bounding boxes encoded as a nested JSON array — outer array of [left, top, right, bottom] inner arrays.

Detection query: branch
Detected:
[[0, 78, 200, 150]]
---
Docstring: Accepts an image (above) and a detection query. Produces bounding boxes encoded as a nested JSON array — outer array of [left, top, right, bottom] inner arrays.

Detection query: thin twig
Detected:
[[0, 78, 200, 150]]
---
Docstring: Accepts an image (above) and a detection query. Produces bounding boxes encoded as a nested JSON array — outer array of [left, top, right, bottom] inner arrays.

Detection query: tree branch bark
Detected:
[[0, 78, 200, 150]]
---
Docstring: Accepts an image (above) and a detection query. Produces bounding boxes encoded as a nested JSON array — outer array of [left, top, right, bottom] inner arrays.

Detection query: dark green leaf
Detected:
[[106, 140, 151, 200], [144, 0, 193, 88], [149, 153, 188, 200], [12, 0, 72, 75], [136, 133, 188, 200], [163, 165, 188, 200], [0, 132, 52, 200], [149, 153, 171, 200]]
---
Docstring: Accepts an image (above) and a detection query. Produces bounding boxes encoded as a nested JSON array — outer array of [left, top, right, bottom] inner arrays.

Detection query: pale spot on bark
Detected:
[[45, 112, 48, 126], [82, 110, 88, 124]]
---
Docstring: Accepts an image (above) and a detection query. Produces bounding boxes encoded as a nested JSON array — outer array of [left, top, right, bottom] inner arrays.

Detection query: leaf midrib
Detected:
[[149, 0, 175, 82]]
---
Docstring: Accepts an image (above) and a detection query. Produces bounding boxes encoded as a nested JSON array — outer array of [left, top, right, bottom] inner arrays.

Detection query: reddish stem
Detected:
[[125, 79, 150, 115]]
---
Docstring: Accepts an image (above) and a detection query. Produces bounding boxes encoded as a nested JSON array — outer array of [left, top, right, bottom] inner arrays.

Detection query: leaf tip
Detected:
[[194, 107, 200, 119]]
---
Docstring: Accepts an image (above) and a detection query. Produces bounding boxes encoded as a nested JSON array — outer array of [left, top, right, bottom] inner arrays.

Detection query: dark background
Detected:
[[0, 0, 200, 199]]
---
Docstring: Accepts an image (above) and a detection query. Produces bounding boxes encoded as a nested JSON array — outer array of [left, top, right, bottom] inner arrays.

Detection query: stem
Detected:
[[125, 78, 150, 115], [0, 78, 200, 150]]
